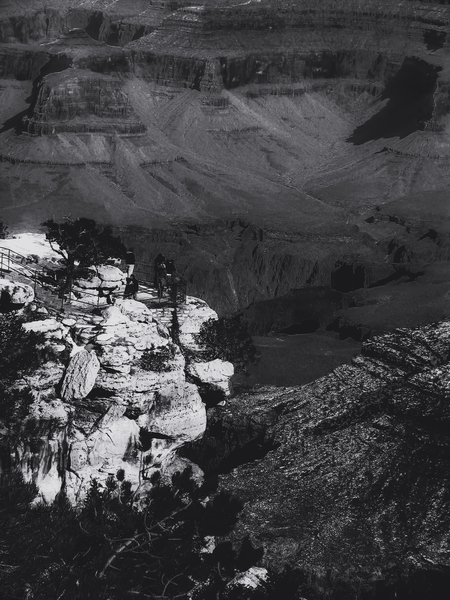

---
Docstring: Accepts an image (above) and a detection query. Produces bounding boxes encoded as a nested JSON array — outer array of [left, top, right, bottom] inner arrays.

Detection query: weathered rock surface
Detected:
[[0, 277, 34, 305], [60, 348, 100, 401], [1, 293, 231, 504], [178, 296, 219, 348], [74, 264, 125, 290], [227, 567, 268, 594], [184, 319, 450, 593], [187, 358, 234, 396]]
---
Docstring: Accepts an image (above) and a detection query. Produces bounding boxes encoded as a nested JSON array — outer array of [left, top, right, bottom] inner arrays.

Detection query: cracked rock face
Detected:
[[61, 348, 100, 401], [187, 358, 234, 397], [1, 296, 232, 503], [0, 277, 34, 306], [186, 320, 450, 591]]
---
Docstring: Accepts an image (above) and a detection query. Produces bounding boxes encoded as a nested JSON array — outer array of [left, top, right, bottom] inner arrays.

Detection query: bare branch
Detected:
[[162, 571, 185, 596], [96, 537, 136, 579], [47, 238, 67, 260]]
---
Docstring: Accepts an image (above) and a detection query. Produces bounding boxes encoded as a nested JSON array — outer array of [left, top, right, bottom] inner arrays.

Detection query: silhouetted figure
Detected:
[[156, 262, 167, 284], [124, 274, 139, 300], [154, 253, 166, 287], [156, 261, 167, 300], [166, 259, 176, 276], [169, 272, 181, 304], [125, 248, 136, 277], [99, 287, 114, 304]]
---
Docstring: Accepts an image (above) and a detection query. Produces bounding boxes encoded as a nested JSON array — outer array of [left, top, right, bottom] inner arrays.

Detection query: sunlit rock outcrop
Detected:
[[187, 358, 234, 396], [74, 265, 125, 291], [1, 293, 232, 503], [60, 348, 100, 401]]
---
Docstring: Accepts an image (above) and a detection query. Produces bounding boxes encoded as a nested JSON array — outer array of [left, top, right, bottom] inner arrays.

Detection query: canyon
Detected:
[[1, 0, 450, 320], [2, 1, 450, 597], [184, 319, 450, 597]]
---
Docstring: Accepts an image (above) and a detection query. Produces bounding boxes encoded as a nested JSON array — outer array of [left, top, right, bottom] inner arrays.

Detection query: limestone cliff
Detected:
[[0, 293, 234, 504]]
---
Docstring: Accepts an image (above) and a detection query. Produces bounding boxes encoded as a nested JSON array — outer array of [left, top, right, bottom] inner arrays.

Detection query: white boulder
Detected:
[[61, 349, 100, 401], [100, 304, 130, 326], [23, 318, 66, 339], [187, 359, 234, 396], [115, 298, 153, 322], [178, 297, 218, 349], [138, 382, 207, 466], [0, 277, 34, 305], [227, 567, 269, 592], [75, 265, 125, 290]]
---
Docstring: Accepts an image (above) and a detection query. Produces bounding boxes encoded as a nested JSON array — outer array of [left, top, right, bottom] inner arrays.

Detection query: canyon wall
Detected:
[[2, 1, 450, 315], [183, 318, 450, 595]]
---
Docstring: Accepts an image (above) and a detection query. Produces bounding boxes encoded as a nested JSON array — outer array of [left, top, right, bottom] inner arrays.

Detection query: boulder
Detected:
[[75, 265, 125, 290], [227, 567, 268, 593], [178, 297, 218, 349], [138, 382, 207, 466], [23, 318, 66, 339], [100, 304, 130, 326], [61, 349, 100, 401], [187, 359, 234, 396], [0, 277, 34, 306], [159, 454, 204, 488], [115, 298, 153, 322]]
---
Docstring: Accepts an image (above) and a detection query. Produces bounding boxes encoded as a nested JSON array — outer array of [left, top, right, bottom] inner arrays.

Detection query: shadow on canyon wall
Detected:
[[348, 58, 441, 144]]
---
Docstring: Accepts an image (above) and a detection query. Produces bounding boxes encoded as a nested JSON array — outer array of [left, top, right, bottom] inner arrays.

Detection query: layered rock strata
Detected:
[[2, 1, 450, 319], [184, 319, 450, 591]]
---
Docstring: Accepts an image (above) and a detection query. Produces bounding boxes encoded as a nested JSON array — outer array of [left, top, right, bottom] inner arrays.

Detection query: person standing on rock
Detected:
[[156, 260, 167, 300], [154, 253, 166, 287], [124, 274, 139, 300], [125, 248, 136, 277]]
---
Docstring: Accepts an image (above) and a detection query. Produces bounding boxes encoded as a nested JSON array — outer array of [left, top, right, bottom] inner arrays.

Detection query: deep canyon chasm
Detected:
[[3, 0, 450, 596], [3, 0, 450, 321]]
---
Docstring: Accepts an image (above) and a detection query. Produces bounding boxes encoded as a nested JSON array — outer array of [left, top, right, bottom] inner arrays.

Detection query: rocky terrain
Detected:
[[0, 272, 234, 504], [184, 319, 450, 596], [2, 4, 450, 594]]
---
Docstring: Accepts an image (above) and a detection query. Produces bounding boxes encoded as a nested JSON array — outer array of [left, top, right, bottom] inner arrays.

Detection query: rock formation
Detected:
[[2, 1, 450, 319], [184, 319, 450, 593], [0, 292, 234, 504], [0, 277, 34, 306]]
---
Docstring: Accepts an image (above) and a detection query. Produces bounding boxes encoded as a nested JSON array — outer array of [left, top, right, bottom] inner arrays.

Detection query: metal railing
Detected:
[[0, 246, 188, 312], [133, 262, 187, 305]]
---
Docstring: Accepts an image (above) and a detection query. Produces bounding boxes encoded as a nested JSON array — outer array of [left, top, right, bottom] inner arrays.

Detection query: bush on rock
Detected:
[[41, 217, 125, 294], [195, 315, 259, 372], [139, 344, 175, 372]]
